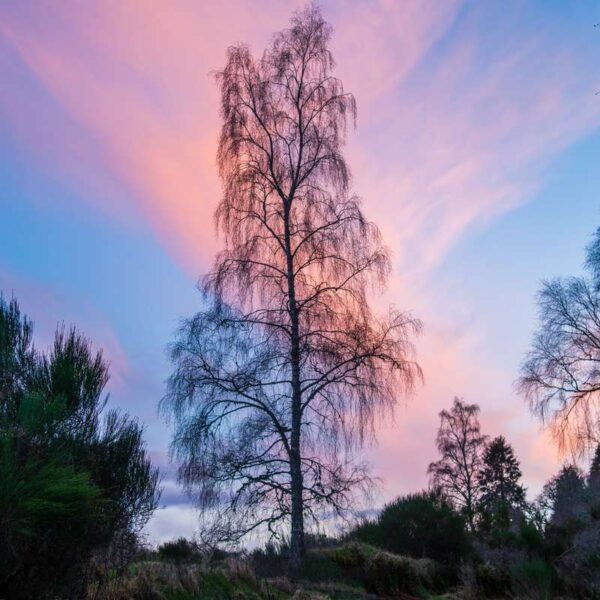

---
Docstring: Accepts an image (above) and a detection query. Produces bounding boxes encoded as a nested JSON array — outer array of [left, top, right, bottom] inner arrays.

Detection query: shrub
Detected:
[[362, 551, 418, 596], [349, 490, 470, 566], [157, 538, 201, 564], [328, 542, 371, 568], [296, 543, 369, 589], [325, 542, 441, 596], [251, 541, 288, 578], [519, 521, 545, 556]]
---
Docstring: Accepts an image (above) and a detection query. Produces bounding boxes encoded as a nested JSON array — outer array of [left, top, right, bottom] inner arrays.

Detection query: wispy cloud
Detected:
[[1, 1, 598, 530], [2, 1, 597, 277]]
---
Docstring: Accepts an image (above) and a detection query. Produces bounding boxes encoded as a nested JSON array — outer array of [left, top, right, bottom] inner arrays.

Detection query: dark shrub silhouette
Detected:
[[350, 490, 470, 567], [0, 297, 160, 599]]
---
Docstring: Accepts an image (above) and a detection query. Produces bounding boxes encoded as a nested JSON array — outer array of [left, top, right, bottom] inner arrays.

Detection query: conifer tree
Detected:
[[589, 444, 600, 486], [478, 436, 525, 527], [550, 465, 588, 527]]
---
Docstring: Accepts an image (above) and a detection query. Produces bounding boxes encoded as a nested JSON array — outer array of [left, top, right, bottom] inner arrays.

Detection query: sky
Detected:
[[1, 0, 600, 544]]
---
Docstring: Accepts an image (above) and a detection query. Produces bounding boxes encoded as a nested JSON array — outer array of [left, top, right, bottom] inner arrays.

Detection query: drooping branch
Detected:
[[519, 276, 600, 455], [162, 5, 421, 551]]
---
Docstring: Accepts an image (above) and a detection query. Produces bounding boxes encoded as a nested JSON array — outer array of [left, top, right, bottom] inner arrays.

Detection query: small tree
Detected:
[[162, 5, 421, 567], [428, 398, 487, 529], [478, 436, 526, 530], [519, 228, 600, 456]]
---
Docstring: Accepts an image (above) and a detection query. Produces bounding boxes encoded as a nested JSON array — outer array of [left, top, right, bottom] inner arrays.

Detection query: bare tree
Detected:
[[519, 228, 600, 456], [161, 5, 421, 568], [428, 398, 487, 530]]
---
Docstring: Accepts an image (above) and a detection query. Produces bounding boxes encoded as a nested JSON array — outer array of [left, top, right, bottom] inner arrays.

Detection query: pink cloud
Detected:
[[1, 2, 598, 277], [0, 0, 308, 272], [0, 0, 469, 273]]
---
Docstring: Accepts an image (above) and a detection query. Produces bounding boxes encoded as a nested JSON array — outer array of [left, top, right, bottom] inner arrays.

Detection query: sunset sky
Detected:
[[2, 0, 600, 543]]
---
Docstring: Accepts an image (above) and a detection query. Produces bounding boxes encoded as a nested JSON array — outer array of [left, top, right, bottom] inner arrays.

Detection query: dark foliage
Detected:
[[361, 552, 419, 597], [478, 436, 526, 531], [349, 490, 470, 567], [157, 537, 202, 564], [475, 563, 511, 598], [0, 297, 160, 599]]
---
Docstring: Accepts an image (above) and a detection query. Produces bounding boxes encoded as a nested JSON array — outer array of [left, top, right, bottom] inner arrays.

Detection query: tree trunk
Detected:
[[284, 202, 304, 572], [289, 424, 304, 571], [288, 300, 305, 571]]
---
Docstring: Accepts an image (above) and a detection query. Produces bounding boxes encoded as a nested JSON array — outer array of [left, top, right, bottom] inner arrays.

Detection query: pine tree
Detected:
[[551, 464, 588, 527], [478, 436, 526, 528], [589, 444, 600, 490]]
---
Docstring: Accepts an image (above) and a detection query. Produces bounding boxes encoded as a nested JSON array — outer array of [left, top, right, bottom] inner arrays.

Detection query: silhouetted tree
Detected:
[[589, 442, 600, 494], [549, 465, 588, 528], [539, 463, 600, 595], [428, 398, 487, 529], [0, 297, 160, 598], [161, 5, 421, 568], [478, 436, 526, 529], [520, 228, 600, 455]]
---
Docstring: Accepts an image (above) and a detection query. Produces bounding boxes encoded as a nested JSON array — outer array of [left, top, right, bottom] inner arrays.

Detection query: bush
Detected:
[[324, 542, 441, 596], [157, 538, 201, 564], [294, 542, 371, 588], [251, 540, 288, 578], [252, 534, 342, 580], [519, 521, 545, 556], [327, 542, 371, 568], [349, 490, 470, 567], [362, 551, 418, 596]]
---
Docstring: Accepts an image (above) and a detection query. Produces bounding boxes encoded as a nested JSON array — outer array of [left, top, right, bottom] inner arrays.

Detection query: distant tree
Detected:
[[161, 5, 421, 568], [478, 436, 526, 529], [540, 463, 600, 595], [588, 443, 600, 494], [428, 398, 487, 529], [548, 465, 588, 528], [350, 490, 470, 566], [0, 297, 160, 598], [519, 228, 600, 456]]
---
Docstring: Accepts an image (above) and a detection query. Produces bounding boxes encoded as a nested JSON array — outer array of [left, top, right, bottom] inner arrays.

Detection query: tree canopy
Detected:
[[428, 398, 487, 529], [520, 228, 600, 455], [478, 436, 526, 528], [162, 4, 421, 566]]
